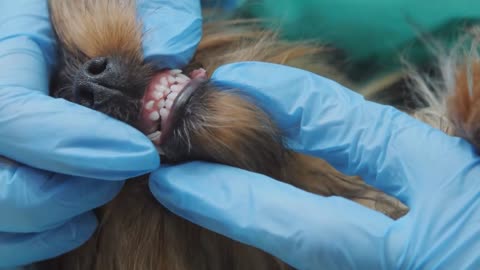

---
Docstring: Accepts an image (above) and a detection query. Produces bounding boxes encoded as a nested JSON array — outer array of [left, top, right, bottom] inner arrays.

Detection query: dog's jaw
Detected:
[[138, 68, 207, 146]]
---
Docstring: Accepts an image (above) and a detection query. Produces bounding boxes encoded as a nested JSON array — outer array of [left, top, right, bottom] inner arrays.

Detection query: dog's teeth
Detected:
[[152, 90, 163, 100], [167, 92, 179, 101], [159, 108, 169, 119], [163, 88, 171, 96], [155, 85, 168, 92], [149, 111, 160, 121], [160, 77, 168, 86], [157, 99, 165, 109], [147, 131, 161, 140], [175, 74, 189, 84], [170, 84, 183, 92], [170, 69, 182, 74], [167, 75, 176, 84], [145, 100, 155, 110], [165, 100, 174, 109]]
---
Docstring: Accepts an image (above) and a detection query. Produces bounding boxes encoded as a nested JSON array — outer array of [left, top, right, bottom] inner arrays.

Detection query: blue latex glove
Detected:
[[150, 62, 480, 269], [0, 0, 200, 267]]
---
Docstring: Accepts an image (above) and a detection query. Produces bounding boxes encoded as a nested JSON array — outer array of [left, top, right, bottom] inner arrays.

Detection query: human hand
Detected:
[[0, 0, 200, 267], [149, 62, 480, 269]]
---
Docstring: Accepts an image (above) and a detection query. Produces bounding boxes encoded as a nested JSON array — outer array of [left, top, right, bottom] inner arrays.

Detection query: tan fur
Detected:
[[38, 0, 417, 269], [195, 20, 349, 85], [448, 61, 480, 148], [407, 27, 480, 151], [49, 0, 142, 61]]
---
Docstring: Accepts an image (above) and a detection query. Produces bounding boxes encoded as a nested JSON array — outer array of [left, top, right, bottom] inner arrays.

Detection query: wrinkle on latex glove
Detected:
[[138, 0, 202, 68]]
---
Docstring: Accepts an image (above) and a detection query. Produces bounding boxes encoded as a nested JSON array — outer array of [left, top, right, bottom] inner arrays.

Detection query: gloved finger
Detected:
[[149, 161, 398, 270], [0, 212, 97, 268], [137, 0, 202, 68], [0, 89, 159, 180], [210, 62, 478, 203], [0, 1, 56, 94], [0, 157, 123, 233]]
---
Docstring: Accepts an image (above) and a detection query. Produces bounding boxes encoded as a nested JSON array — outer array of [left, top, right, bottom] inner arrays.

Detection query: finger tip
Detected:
[[139, 3, 202, 69]]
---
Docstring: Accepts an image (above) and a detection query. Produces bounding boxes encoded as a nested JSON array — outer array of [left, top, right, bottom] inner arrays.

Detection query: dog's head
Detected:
[[48, 0, 289, 177]]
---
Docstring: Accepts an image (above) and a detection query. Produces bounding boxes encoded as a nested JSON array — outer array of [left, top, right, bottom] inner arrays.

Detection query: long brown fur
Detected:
[[35, 0, 480, 269]]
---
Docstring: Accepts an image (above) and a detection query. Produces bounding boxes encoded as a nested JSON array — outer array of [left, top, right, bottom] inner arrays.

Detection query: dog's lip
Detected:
[[158, 77, 208, 145]]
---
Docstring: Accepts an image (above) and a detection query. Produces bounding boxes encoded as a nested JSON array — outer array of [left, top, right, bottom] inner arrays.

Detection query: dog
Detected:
[[34, 0, 479, 269]]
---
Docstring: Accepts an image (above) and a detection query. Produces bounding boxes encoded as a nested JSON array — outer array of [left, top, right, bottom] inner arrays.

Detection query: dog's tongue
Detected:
[[138, 68, 207, 145]]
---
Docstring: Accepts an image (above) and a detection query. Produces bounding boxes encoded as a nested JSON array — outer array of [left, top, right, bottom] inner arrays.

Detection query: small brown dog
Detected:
[[36, 0, 480, 269]]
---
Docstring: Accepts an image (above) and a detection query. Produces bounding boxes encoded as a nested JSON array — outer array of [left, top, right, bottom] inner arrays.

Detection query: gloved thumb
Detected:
[[149, 161, 397, 270]]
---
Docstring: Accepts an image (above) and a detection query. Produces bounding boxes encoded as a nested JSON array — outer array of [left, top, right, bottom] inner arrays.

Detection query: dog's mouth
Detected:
[[137, 68, 207, 147]]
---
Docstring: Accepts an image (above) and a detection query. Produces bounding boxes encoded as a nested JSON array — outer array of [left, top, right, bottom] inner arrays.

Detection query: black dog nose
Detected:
[[85, 57, 109, 77], [82, 57, 121, 86], [74, 57, 123, 107]]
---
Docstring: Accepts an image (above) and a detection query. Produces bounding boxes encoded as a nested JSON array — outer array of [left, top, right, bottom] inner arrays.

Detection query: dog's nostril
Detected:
[[86, 57, 108, 76]]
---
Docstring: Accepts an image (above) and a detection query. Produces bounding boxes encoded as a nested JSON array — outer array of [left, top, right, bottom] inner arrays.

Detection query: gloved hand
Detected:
[[150, 62, 480, 269], [0, 0, 200, 267]]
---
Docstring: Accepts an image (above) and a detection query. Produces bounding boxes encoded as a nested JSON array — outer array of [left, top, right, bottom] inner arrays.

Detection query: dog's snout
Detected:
[[73, 56, 124, 107]]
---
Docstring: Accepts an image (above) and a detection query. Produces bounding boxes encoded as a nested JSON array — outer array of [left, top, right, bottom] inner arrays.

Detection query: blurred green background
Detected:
[[202, 0, 480, 101]]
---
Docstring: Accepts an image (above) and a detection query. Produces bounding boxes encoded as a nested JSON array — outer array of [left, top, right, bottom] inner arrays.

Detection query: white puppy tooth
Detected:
[[168, 92, 179, 100], [177, 82, 188, 89], [145, 100, 155, 110], [160, 77, 168, 86], [177, 73, 190, 81], [167, 75, 176, 84], [170, 69, 182, 74], [147, 131, 161, 140], [175, 75, 189, 84], [170, 84, 183, 92], [152, 90, 163, 100], [159, 108, 169, 119], [157, 99, 165, 109], [161, 85, 170, 92], [165, 100, 174, 109], [149, 111, 160, 121], [155, 84, 168, 92]]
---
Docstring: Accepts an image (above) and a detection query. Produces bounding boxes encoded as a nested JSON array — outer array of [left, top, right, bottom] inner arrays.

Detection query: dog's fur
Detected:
[[34, 0, 480, 269]]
